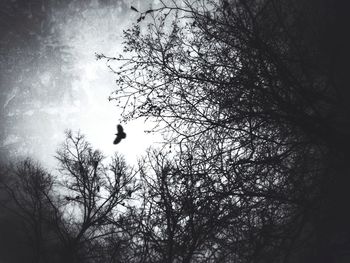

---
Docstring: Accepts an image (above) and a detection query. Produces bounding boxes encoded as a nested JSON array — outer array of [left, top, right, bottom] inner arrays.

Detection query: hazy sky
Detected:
[[0, 0, 160, 169]]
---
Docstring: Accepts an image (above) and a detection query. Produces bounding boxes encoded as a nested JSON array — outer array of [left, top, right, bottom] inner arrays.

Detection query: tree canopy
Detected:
[[97, 0, 350, 262], [0, 0, 349, 262]]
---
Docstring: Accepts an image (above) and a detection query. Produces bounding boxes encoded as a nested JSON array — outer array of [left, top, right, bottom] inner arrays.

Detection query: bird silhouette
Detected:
[[113, 124, 126, 144]]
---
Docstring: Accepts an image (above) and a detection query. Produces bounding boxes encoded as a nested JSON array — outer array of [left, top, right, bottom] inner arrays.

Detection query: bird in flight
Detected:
[[113, 124, 126, 145]]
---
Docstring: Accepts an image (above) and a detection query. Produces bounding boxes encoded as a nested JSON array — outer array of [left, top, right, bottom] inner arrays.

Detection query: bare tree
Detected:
[[97, 0, 349, 262], [55, 130, 138, 263], [127, 138, 314, 263], [0, 158, 58, 263]]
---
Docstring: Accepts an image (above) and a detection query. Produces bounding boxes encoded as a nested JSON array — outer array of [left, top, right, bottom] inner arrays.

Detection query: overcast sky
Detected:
[[0, 0, 160, 169]]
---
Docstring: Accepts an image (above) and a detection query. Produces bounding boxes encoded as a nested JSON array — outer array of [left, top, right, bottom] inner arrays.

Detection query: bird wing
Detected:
[[113, 135, 122, 144], [117, 124, 124, 133]]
